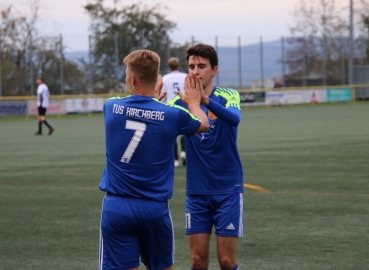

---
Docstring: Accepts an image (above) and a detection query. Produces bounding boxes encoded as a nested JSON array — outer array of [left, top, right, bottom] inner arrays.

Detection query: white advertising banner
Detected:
[[265, 91, 284, 105], [28, 99, 67, 115], [265, 90, 327, 105], [301, 90, 327, 103], [66, 98, 103, 113], [281, 91, 304, 104]]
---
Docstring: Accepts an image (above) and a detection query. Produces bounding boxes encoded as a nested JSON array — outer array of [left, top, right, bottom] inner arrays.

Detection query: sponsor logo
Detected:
[[266, 92, 284, 98], [239, 92, 266, 103], [30, 104, 62, 113], [208, 110, 217, 120], [311, 92, 318, 103], [226, 223, 235, 230], [0, 102, 27, 116], [81, 99, 89, 108]]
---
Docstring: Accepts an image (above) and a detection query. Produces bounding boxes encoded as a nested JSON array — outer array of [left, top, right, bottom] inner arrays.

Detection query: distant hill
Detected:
[[64, 51, 89, 61], [65, 39, 284, 88], [216, 39, 283, 88]]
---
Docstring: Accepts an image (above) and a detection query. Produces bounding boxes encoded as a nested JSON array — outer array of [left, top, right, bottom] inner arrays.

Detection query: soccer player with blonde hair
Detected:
[[98, 49, 209, 270]]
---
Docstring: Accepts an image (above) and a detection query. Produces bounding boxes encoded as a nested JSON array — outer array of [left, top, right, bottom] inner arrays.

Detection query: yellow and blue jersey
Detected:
[[170, 86, 244, 194], [99, 95, 201, 201]]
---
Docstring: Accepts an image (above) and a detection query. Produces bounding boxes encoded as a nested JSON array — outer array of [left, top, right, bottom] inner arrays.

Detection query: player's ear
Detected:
[[131, 74, 137, 85], [212, 66, 218, 78]]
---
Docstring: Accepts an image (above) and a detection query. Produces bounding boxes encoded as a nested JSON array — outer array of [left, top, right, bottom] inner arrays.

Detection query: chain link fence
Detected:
[[0, 34, 368, 96]]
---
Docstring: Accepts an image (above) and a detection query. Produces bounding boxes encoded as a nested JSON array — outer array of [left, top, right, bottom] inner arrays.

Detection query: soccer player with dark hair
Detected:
[[98, 49, 209, 270], [35, 77, 55, 135], [162, 57, 187, 167], [170, 43, 244, 270]]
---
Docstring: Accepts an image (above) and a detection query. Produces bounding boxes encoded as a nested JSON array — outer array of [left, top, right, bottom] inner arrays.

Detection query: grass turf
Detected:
[[0, 102, 368, 269]]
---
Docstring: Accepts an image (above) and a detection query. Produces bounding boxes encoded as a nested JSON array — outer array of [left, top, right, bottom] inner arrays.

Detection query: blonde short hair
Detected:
[[167, 57, 179, 71], [123, 50, 160, 86]]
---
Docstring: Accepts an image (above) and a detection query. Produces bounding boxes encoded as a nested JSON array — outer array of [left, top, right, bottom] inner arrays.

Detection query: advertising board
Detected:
[[66, 98, 103, 113], [239, 92, 266, 106], [28, 99, 67, 115], [0, 101, 28, 116], [327, 88, 352, 102]]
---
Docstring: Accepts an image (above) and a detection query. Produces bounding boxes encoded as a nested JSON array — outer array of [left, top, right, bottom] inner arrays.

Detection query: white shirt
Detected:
[[37, 83, 50, 108], [162, 71, 187, 104]]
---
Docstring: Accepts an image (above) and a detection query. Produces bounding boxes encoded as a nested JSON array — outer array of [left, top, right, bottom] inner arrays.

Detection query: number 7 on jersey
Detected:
[[121, 120, 146, 163]]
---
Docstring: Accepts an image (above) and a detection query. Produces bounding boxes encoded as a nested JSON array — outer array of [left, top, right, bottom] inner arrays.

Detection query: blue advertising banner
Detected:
[[327, 88, 352, 102], [0, 101, 28, 116]]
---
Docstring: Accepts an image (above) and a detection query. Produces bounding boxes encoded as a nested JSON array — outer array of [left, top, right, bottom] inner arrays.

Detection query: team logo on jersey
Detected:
[[208, 110, 218, 120]]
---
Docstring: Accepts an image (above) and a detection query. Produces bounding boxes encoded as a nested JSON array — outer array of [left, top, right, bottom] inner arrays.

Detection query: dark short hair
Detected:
[[186, 43, 218, 68], [37, 77, 44, 83]]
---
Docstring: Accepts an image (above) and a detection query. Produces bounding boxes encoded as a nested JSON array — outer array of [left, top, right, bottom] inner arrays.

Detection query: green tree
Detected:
[[84, 0, 177, 93], [365, 17, 369, 62], [0, 4, 39, 95], [0, 1, 87, 96], [284, 0, 349, 86], [357, 0, 369, 63]]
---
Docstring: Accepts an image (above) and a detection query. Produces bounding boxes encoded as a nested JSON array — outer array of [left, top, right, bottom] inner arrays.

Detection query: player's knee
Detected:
[[218, 256, 236, 270], [191, 253, 208, 269]]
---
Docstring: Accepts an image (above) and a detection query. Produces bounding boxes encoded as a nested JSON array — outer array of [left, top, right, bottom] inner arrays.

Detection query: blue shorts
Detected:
[[99, 195, 174, 270], [185, 193, 244, 237]]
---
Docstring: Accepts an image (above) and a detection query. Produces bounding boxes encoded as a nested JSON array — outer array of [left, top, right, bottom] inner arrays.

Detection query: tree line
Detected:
[[0, 0, 368, 96]]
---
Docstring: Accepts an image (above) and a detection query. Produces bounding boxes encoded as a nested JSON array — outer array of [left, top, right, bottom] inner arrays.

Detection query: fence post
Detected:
[[30, 32, 34, 96], [341, 38, 346, 85], [215, 36, 219, 86], [167, 36, 171, 58], [260, 36, 264, 88], [349, 0, 354, 85], [114, 32, 119, 93], [303, 37, 307, 87], [166, 36, 171, 73], [281, 36, 285, 87], [323, 36, 327, 86], [238, 36, 242, 89], [191, 36, 195, 46], [0, 32, 2, 97], [59, 34, 65, 95], [89, 35, 93, 94]]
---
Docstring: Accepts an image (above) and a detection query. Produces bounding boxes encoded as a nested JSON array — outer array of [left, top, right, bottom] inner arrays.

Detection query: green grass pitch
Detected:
[[0, 102, 368, 270]]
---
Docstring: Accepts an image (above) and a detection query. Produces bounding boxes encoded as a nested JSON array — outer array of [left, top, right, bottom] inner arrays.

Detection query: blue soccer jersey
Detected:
[[99, 95, 201, 201], [170, 86, 244, 194]]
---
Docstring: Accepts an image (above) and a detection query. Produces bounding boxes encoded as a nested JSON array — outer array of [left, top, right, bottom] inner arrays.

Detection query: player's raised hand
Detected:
[[178, 74, 202, 106], [154, 74, 167, 101], [199, 82, 209, 106]]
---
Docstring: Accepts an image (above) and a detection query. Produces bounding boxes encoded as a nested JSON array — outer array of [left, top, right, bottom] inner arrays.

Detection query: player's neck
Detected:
[[132, 87, 155, 97], [204, 81, 215, 96]]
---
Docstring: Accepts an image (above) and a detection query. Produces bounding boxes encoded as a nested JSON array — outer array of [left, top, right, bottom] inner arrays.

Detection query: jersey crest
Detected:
[[208, 110, 218, 120]]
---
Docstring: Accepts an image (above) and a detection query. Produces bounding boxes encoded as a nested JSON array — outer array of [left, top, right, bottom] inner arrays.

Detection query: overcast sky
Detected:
[[1, 0, 352, 51]]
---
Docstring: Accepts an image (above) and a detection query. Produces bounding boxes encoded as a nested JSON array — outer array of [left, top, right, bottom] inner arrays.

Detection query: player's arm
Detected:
[[154, 74, 166, 102], [200, 90, 241, 127], [39, 87, 44, 107], [178, 74, 209, 133]]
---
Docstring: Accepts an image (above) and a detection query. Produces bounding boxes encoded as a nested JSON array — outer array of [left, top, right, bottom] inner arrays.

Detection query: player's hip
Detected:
[[102, 194, 170, 218], [185, 193, 244, 237]]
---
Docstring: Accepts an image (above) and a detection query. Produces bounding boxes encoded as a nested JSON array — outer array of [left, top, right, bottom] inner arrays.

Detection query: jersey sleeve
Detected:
[[168, 95, 183, 106], [169, 95, 201, 135], [206, 89, 241, 126], [175, 105, 201, 136]]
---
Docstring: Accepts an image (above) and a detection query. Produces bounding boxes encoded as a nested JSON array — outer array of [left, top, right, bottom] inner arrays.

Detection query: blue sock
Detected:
[[232, 265, 239, 270]]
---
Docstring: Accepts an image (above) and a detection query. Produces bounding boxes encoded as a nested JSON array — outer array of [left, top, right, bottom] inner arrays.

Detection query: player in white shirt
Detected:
[[35, 77, 55, 135], [162, 58, 187, 167]]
